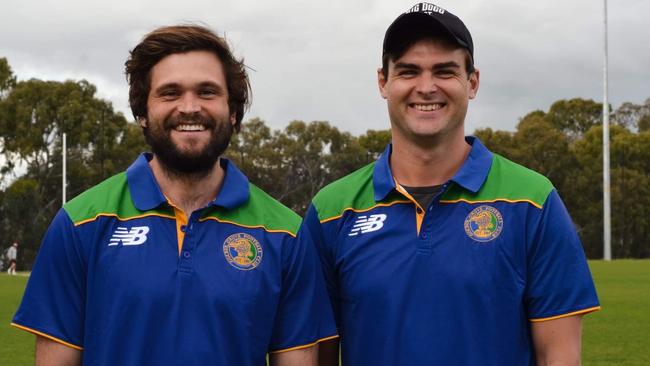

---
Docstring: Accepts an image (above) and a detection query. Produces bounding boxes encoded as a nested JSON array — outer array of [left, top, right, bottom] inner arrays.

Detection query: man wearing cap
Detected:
[[305, 3, 600, 365], [12, 25, 336, 366]]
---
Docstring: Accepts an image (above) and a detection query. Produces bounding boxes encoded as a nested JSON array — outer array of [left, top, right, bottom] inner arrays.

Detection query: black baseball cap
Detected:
[[383, 3, 474, 63]]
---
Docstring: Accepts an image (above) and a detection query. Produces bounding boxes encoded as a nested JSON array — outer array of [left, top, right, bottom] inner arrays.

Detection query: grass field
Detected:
[[1, 260, 648, 365]]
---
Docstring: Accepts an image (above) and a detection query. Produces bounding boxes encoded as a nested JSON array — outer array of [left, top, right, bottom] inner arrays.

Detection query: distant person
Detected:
[[6, 242, 17, 275], [12, 25, 336, 366], [305, 3, 600, 365]]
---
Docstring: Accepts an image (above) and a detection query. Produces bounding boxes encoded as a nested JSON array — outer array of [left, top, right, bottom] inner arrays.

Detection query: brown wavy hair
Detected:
[[125, 25, 251, 131]]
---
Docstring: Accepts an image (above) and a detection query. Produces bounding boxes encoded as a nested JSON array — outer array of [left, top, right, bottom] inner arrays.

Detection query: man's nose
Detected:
[[177, 93, 201, 114], [415, 74, 439, 96]]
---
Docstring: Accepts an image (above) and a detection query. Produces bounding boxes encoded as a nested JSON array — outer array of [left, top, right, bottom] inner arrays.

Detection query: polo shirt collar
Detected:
[[126, 153, 250, 211], [372, 136, 493, 201], [451, 136, 493, 193], [373, 144, 396, 202], [126, 153, 167, 211], [214, 158, 250, 209]]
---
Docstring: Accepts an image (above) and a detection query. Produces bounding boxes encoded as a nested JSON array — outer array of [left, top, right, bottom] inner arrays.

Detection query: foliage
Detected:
[[547, 98, 603, 140], [614, 98, 650, 131], [0, 59, 147, 268], [479, 99, 650, 259], [227, 120, 386, 215], [0, 57, 648, 260]]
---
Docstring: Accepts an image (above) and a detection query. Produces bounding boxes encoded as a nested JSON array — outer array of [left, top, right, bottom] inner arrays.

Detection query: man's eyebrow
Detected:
[[392, 61, 461, 71], [153, 81, 225, 93], [393, 62, 421, 70], [153, 82, 180, 92], [432, 61, 461, 70], [197, 81, 225, 91]]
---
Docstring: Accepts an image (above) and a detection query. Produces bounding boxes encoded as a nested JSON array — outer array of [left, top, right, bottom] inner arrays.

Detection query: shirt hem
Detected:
[[529, 305, 601, 322], [269, 334, 339, 354], [10, 322, 83, 350]]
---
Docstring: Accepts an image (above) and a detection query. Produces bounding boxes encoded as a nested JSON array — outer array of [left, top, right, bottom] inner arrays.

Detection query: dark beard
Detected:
[[143, 113, 233, 180]]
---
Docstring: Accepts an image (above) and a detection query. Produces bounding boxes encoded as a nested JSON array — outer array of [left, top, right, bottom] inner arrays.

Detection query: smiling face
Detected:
[[143, 50, 235, 176], [378, 38, 479, 147]]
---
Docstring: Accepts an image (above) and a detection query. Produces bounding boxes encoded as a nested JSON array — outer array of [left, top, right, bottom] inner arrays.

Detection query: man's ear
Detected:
[[468, 68, 480, 100], [378, 68, 388, 100], [230, 113, 236, 126], [138, 117, 147, 128]]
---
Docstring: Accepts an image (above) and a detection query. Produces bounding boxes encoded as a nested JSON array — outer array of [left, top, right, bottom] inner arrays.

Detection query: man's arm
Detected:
[[530, 315, 582, 366], [269, 344, 317, 366], [318, 338, 339, 366], [35, 336, 82, 366]]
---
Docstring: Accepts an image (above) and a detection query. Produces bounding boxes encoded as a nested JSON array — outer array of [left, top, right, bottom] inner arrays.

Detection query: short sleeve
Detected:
[[268, 217, 338, 352], [525, 189, 600, 321], [302, 204, 341, 327], [12, 209, 86, 349]]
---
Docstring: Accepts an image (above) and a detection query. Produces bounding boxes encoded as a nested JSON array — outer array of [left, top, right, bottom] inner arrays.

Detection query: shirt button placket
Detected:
[[179, 214, 198, 273]]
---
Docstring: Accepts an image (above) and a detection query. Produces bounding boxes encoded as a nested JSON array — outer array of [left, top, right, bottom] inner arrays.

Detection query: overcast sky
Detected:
[[1, 0, 648, 135]]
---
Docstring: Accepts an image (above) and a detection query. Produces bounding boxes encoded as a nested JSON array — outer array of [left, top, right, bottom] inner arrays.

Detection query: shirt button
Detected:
[[180, 225, 186, 232], [183, 251, 191, 258], [421, 232, 429, 239], [416, 207, 423, 214]]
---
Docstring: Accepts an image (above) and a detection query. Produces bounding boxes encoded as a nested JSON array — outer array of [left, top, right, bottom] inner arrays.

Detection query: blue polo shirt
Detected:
[[303, 137, 599, 365], [13, 154, 337, 365]]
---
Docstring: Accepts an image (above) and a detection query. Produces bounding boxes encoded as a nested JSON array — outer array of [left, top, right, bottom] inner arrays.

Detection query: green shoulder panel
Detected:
[[202, 183, 301, 235], [312, 162, 381, 222], [63, 173, 171, 225], [441, 153, 554, 208]]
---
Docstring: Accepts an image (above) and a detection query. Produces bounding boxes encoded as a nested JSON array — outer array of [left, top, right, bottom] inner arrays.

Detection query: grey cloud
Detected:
[[0, 0, 647, 136]]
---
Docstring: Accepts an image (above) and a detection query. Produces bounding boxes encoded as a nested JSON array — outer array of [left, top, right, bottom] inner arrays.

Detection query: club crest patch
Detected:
[[464, 205, 503, 242], [223, 233, 263, 270]]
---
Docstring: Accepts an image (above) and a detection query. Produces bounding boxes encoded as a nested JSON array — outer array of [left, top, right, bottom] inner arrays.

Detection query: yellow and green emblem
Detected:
[[223, 233, 263, 270], [464, 205, 503, 242]]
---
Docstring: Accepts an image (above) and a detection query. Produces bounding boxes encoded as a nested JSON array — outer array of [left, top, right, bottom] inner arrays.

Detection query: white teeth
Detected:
[[175, 124, 206, 131], [413, 103, 443, 111]]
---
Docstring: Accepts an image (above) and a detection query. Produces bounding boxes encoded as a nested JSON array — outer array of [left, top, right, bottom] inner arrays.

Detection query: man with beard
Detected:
[[12, 25, 337, 366]]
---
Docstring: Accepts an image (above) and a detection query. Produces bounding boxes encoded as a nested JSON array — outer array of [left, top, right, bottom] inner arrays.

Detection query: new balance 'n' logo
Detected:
[[108, 226, 150, 246], [349, 214, 387, 236]]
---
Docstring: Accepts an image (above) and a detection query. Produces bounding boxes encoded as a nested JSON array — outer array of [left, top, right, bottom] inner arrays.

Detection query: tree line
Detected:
[[1, 57, 648, 268]]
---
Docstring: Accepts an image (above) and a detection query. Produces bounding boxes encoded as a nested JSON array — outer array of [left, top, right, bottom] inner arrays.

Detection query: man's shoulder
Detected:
[[444, 153, 555, 209], [62, 172, 138, 225], [204, 183, 302, 236], [311, 162, 377, 222]]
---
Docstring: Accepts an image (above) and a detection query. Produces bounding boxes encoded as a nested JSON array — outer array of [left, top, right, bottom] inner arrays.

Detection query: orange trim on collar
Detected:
[[394, 180, 425, 236], [165, 197, 188, 255]]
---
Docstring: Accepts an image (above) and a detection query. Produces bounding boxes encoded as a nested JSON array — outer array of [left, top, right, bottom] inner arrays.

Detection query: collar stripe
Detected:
[[73, 212, 176, 227], [439, 198, 543, 209], [319, 200, 411, 224], [199, 217, 298, 237]]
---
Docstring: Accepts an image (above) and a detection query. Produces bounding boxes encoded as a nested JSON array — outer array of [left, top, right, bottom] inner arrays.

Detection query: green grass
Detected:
[[1, 261, 648, 365], [0, 273, 33, 366], [583, 260, 650, 365]]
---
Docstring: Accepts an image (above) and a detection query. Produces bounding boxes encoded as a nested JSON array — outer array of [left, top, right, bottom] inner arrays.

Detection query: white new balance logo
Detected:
[[108, 226, 150, 246], [349, 214, 387, 236]]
